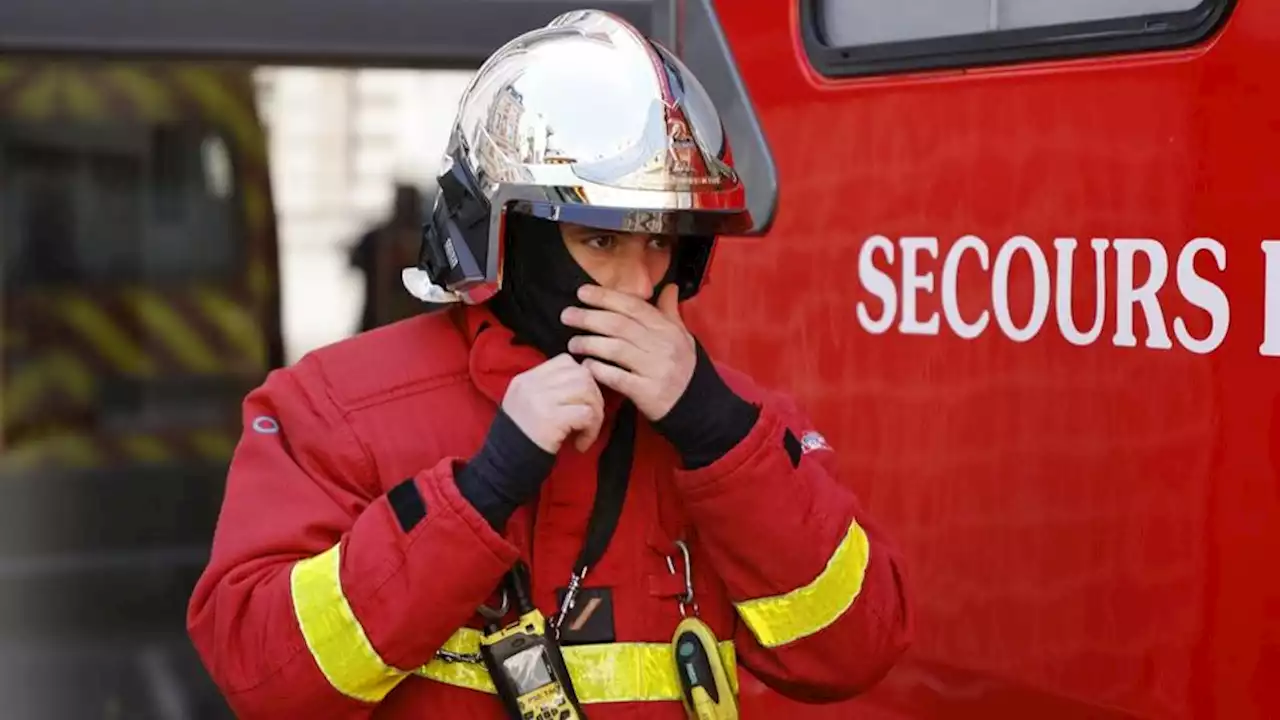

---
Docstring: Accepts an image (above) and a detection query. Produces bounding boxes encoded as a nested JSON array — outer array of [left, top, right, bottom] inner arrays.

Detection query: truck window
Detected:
[[2, 123, 242, 285], [802, 0, 1233, 77]]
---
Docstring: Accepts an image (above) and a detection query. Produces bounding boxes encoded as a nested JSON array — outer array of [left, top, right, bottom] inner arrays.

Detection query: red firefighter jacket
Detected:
[[187, 304, 912, 719]]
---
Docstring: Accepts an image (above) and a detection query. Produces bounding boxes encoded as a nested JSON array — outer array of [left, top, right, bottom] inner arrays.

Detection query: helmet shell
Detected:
[[413, 9, 751, 304]]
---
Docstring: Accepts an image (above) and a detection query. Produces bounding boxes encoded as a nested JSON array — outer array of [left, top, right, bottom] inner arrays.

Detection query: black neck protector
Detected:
[[487, 213, 675, 359]]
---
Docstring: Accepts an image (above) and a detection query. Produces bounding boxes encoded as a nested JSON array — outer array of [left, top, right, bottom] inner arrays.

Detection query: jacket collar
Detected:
[[460, 303, 625, 415], [459, 304, 545, 406]]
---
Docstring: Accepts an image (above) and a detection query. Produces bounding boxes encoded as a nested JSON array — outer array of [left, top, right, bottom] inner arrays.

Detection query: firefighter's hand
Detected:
[[563, 284, 696, 421], [503, 353, 606, 454]]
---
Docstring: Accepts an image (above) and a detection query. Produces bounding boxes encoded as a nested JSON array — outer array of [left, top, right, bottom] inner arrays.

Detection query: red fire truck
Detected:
[[682, 1, 1277, 718], [692, 0, 1280, 717], [2, 0, 1275, 717]]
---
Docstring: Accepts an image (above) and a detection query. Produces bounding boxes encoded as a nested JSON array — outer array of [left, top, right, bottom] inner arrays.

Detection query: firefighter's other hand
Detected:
[[564, 284, 696, 421], [503, 353, 606, 454]]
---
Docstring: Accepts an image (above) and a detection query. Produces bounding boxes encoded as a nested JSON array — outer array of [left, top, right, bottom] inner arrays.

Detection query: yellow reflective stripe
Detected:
[[291, 544, 406, 703], [734, 520, 871, 649], [419, 630, 501, 694], [416, 628, 737, 704]]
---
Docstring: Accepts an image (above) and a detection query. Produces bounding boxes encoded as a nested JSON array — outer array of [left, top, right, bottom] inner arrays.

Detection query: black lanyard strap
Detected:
[[550, 399, 637, 634], [577, 398, 637, 574]]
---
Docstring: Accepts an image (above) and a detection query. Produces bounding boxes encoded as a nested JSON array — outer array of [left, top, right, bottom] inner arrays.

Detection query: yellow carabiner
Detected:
[[667, 540, 737, 720]]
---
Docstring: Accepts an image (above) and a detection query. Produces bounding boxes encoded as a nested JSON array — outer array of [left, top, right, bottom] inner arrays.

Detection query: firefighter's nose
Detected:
[[615, 260, 656, 299]]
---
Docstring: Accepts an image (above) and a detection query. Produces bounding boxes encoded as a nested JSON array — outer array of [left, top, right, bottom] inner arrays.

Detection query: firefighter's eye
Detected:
[[584, 234, 617, 250], [648, 236, 674, 252]]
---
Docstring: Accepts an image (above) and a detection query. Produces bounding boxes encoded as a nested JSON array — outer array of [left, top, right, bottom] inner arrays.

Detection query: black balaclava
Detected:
[[488, 212, 676, 359], [458, 213, 756, 535]]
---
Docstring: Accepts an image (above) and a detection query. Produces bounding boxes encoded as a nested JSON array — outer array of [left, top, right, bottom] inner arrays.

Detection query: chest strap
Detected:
[[416, 627, 739, 704]]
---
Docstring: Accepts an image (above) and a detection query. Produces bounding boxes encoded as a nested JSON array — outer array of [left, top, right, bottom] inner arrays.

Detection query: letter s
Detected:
[[857, 235, 897, 335], [1173, 237, 1229, 355]]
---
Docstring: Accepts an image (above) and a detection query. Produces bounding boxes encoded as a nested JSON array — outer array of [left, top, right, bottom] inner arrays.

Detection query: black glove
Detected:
[[455, 409, 556, 530], [652, 343, 760, 470]]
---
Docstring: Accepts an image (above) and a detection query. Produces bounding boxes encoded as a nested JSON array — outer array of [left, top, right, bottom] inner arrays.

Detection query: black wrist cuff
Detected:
[[652, 343, 760, 470], [455, 409, 556, 530]]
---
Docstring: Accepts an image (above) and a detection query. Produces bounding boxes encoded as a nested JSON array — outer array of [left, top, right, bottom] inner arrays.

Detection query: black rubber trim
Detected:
[[800, 0, 1236, 79], [0, 0, 651, 66], [388, 478, 427, 533]]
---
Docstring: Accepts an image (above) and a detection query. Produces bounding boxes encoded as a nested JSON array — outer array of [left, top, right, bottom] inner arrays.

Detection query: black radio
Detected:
[[479, 563, 586, 720]]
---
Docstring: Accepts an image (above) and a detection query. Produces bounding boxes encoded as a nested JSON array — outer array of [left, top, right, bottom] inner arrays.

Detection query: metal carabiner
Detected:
[[665, 539, 698, 617], [477, 588, 510, 625], [552, 567, 587, 639]]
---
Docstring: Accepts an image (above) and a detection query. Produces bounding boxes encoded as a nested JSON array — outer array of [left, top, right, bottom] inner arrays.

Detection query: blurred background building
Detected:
[[253, 67, 472, 361]]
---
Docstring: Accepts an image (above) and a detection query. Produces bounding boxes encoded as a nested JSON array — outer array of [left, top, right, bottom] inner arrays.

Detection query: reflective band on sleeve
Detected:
[[417, 628, 738, 704], [734, 519, 871, 648], [290, 544, 406, 703]]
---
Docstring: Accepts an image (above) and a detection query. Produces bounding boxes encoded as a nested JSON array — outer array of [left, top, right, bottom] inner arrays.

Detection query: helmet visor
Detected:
[[507, 199, 752, 237], [569, 41, 733, 196]]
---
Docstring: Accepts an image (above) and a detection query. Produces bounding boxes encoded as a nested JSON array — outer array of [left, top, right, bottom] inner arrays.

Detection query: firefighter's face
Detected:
[[559, 222, 674, 300]]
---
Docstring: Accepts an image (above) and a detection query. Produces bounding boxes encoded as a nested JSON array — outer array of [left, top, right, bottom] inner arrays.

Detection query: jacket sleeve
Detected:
[[672, 367, 912, 702], [187, 357, 518, 718]]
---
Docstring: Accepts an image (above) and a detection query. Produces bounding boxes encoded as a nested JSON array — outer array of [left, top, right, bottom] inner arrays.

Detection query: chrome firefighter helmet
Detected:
[[404, 9, 753, 305]]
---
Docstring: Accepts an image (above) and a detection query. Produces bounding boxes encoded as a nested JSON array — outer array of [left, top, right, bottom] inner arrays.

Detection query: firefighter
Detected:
[[187, 10, 911, 719]]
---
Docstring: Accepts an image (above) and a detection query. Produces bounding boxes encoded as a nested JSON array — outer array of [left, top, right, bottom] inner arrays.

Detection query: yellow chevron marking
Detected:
[[192, 288, 266, 370], [4, 364, 48, 427], [56, 296, 156, 376], [5, 353, 97, 426], [15, 69, 59, 120], [190, 430, 237, 462], [248, 258, 272, 304], [60, 434, 101, 468], [5, 432, 102, 470], [173, 68, 265, 162], [126, 289, 220, 374], [47, 353, 95, 400], [121, 434, 172, 464], [61, 69, 106, 120], [2, 327, 27, 350], [242, 179, 269, 235], [105, 67, 177, 121]]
